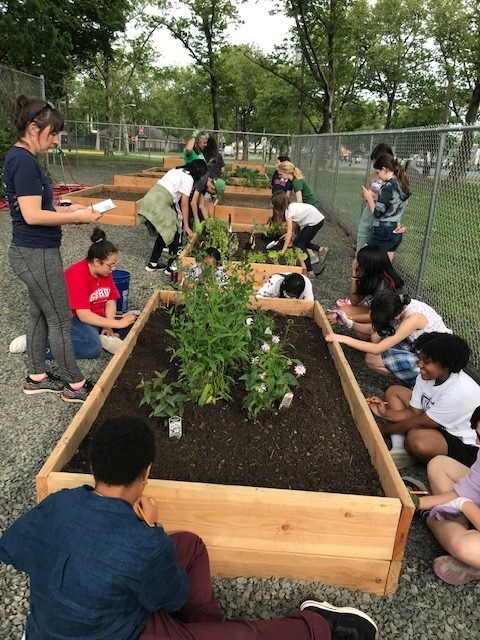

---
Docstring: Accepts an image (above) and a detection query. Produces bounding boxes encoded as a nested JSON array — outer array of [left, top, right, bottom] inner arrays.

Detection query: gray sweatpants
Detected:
[[9, 245, 84, 383]]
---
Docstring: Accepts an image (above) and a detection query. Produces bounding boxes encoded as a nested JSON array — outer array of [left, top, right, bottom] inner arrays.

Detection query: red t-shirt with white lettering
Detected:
[[64, 259, 119, 317]]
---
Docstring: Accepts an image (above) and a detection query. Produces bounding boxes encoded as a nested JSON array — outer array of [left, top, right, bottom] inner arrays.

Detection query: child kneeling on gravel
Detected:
[[403, 406, 480, 585]]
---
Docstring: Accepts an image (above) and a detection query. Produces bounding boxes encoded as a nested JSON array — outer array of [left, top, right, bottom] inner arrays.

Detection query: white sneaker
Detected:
[[9, 334, 27, 353], [390, 448, 413, 469], [100, 335, 123, 355]]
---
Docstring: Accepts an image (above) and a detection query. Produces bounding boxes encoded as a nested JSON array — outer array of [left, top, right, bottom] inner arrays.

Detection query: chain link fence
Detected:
[[292, 126, 480, 372], [54, 121, 291, 169]]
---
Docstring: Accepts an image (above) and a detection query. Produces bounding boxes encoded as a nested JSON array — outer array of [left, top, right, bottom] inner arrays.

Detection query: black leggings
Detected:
[[294, 220, 324, 271]]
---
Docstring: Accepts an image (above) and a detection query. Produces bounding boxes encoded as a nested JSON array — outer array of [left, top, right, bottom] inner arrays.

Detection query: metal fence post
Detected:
[[415, 132, 446, 299]]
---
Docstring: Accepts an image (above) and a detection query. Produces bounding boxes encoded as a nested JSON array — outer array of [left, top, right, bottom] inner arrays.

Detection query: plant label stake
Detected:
[[279, 391, 294, 410], [168, 416, 183, 438]]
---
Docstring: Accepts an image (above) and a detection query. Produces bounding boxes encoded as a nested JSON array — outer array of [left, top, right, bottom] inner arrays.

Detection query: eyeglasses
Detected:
[[102, 261, 118, 270], [30, 101, 56, 123]]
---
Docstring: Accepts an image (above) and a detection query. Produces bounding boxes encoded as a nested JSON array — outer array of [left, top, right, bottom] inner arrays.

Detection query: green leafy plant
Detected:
[[247, 251, 267, 264], [137, 370, 189, 421], [267, 250, 281, 264], [283, 248, 299, 266], [201, 217, 238, 260], [240, 327, 306, 419], [262, 222, 285, 241], [226, 167, 269, 188]]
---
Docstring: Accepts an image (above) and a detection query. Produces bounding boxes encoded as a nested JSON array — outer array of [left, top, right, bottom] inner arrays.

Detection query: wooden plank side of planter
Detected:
[[112, 175, 159, 188], [162, 156, 183, 169], [70, 185, 147, 226], [214, 205, 271, 226], [225, 186, 272, 196], [313, 301, 415, 594], [36, 291, 409, 595]]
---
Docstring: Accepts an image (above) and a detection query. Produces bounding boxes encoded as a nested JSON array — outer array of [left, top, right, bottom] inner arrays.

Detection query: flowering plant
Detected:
[[240, 321, 306, 419]]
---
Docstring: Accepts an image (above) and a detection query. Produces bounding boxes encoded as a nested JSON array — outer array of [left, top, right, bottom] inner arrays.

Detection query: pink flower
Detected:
[[261, 343, 270, 353], [294, 364, 306, 377], [271, 335, 280, 344]]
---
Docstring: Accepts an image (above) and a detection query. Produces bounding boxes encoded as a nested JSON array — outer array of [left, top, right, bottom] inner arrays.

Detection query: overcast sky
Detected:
[[152, 1, 294, 67]]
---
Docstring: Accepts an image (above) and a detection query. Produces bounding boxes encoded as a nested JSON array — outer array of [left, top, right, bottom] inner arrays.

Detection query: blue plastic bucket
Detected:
[[112, 269, 131, 314]]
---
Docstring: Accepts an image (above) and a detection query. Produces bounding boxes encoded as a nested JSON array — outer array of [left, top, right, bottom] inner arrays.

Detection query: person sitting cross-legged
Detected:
[[0, 416, 379, 640], [368, 332, 480, 469]]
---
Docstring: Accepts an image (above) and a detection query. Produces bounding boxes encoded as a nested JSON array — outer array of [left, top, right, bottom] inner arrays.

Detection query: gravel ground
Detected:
[[0, 165, 478, 639]]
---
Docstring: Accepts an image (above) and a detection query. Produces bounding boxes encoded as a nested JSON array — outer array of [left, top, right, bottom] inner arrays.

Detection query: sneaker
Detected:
[[300, 600, 378, 640], [432, 555, 480, 586], [100, 334, 123, 355], [61, 380, 95, 404], [310, 255, 320, 265], [9, 334, 27, 353], [389, 448, 413, 469], [312, 261, 326, 276], [164, 268, 173, 275], [145, 262, 167, 272], [23, 373, 64, 395]]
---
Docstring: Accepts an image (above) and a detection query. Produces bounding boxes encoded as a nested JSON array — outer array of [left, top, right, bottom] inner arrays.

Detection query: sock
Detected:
[[148, 262, 157, 267], [391, 434, 405, 449], [69, 380, 86, 391], [29, 373, 48, 383]]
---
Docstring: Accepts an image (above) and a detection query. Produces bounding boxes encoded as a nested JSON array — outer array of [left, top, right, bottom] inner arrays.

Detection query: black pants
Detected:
[[149, 231, 181, 269]]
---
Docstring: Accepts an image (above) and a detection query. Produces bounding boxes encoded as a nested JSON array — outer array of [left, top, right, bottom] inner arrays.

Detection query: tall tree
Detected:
[[363, 0, 428, 129], [145, 0, 243, 129], [0, 0, 131, 97]]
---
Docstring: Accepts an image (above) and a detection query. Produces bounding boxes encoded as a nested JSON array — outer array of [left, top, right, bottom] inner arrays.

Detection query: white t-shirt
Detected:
[[256, 273, 314, 301], [410, 371, 480, 445], [403, 299, 452, 343], [158, 169, 194, 203], [285, 202, 324, 227]]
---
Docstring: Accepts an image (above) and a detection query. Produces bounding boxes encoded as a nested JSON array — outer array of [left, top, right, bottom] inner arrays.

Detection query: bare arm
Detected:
[[18, 195, 102, 226], [295, 190, 303, 203], [461, 500, 480, 531], [180, 194, 193, 236], [190, 190, 200, 222], [279, 218, 293, 253], [184, 137, 195, 156], [325, 313, 427, 353], [75, 308, 136, 329]]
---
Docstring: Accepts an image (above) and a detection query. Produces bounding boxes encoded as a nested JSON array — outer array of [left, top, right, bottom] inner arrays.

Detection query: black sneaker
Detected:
[[61, 380, 94, 404], [145, 262, 167, 272], [300, 600, 378, 640], [23, 373, 64, 395]]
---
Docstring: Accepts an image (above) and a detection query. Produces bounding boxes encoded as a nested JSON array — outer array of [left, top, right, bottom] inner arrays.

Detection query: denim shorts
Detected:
[[369, 222, 403, 252]]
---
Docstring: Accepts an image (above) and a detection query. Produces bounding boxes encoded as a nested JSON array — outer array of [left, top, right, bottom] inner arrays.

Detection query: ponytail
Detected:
[[271, 191, 289, 224], [374, 154, 411, 198], [277, 161, 304, 180], [87, 227, 118, 262]]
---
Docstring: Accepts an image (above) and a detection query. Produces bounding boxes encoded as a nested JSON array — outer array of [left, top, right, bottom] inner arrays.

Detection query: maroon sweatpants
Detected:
[[138, 532, 331, 640]]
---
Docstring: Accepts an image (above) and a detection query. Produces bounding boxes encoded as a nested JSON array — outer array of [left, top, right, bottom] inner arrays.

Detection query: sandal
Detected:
[[318, 246, 329, 263]]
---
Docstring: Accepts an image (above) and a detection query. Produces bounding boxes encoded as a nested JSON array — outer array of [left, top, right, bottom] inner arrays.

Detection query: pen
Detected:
[[136, 503, 151, 526]]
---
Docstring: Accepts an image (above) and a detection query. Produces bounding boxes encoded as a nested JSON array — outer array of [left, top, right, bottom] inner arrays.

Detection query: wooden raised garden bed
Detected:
[[112, 173, 160, 188], [214, 193, 272, 231], [225, 185, 272, 196], [36, 291, 413, 595], [231, 161, 267, 175], [180, 228, 306, 289], [71, 185, 148, 226]]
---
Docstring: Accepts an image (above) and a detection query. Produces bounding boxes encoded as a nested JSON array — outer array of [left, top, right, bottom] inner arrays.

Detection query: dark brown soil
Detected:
[[65, 309, 383, 497], [82, 189, 146, 201], [220, 194, 272, 209]]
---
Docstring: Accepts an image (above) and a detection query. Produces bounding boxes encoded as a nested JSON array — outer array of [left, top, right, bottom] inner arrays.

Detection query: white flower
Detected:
[[259, 372, 266, 380], [294, 364, 306, 377], [271, 335, 280, 344], [264, 326, 273, 335], [261, 343, 270, 353], [251, 356, 259, 365], [246, 317, 254, 325], [256, 384, 267, 393]]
